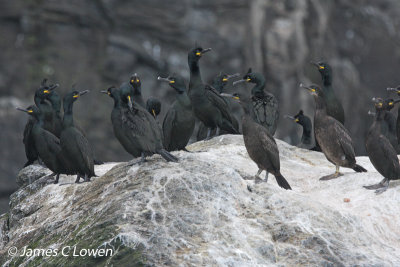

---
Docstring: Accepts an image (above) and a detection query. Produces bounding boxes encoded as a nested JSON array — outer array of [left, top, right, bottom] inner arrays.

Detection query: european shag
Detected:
[[376, 97, 400, 153], [285, 110, 315, 150], [196, 72, 240, 141], [17, 105, 72, 184], [233, 68, 279, 135], [102, 85, 178, 163], [158, 75, 195, 151], [118, 73, 145, 108], [311, 61, 345, 125], [60, 89, 95, 183], [387, 86, 400, 146], [221, 92, 291, 190], [146, 97, 161, 119], [21, 80, 59, 167], [364, 98, 400, 194], [188, 47, 239, 139], [302, 84, 366, 180]]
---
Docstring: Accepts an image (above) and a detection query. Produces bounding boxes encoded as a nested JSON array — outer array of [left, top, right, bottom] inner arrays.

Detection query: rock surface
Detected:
[[0, 135, 399, 266]]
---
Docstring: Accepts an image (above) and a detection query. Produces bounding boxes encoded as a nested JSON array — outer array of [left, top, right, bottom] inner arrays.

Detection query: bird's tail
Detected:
[[275, 173, 292, 190], [353, 164, 367, 173], [158, 149, 179, 162], [23, 160, 35, 168]]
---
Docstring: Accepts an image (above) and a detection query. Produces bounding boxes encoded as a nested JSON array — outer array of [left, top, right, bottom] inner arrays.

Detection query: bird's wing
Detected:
[[331, 120, 355, 160], [255, 123, 280, 169], [204, 84, 233, 123], [162, 107, 177, 149], [70, 129, 94, 171]]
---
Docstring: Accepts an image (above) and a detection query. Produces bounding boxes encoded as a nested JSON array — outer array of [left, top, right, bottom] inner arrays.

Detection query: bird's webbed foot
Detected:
[[319, 172, 343, 181], [75, 175, 81, 183], [364, 178, 389, 194]]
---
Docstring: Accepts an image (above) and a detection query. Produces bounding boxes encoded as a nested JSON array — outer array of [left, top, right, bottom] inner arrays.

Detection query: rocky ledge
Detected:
[[0, 135, 399, 266]]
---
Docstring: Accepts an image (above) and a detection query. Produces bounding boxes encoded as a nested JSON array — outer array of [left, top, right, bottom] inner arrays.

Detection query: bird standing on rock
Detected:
[[221, 92, 291, 190], [188, 47, 239, 139], [196, 72, 240, 141], [158, 75, 195, 151], [102, 85, 178, 163], [387, 86, 400, 146], [311, 61, 345, 125], [17, 105, 72, 184], [60, 88, 95, 183], [301, 84, 366, 180], [364, 98, 400, 194], [233, 68, 279, 135]]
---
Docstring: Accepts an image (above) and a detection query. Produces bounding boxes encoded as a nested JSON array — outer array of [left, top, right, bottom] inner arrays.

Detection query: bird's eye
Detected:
[[136, 79, 140, 82], [130, 79, 134, 83], [295, 118, 299, 122]]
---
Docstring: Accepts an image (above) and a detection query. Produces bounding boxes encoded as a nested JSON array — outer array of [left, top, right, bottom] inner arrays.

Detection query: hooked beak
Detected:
[[387, 87, 400, 93], [310, 61, 320, 67], [79, 90, 89, 96], [157, 76, 171, 83], [299, 83, 316, 95], [225, 73, 240, 82], [100, 90, 108, 94], [16, 107, 29, 113], [367, 110, 376, 116], [152, 109, 156, 117], [232, 79, 247, 86], [284, 115, 295, 120], [202, 48, 212, 53], [127, 95, 133, 110]]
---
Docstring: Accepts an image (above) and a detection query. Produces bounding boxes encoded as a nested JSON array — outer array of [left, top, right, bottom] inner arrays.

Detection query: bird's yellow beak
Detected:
[[43, 90, 50, 94], [246, 78, 251, 82], [222, 78, 228, 82], [319, 66, 325, 70], [295, 118, 299, 122], [195, 52, 201, 56], [169, 80, 175, 84], [73, 94, 79, 98], [152, 109, 156, 117]]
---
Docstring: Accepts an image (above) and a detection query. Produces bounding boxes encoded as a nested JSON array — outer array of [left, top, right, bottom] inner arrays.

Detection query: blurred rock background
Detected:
[[1, 0, 400, 212]]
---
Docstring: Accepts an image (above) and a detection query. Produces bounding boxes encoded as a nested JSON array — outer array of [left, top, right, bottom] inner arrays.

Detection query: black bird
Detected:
[[146, 97, 161, 119], [119, 73, 145, 108], [60, 89, 95, 182], [221, 92, 291, 190], [285, 110, 315, 150], [364, 98, 400, 194], [45, 84, 63, 137], [102, 85, 178, 163], [374, 97, 400, 153], [21, 80, 59, 167], [17, 105, 72, 183], [233, 68, 279, 135], [311, 61, 345, 125], [196, 72, 240, 141], [387, 86, 400, 146], [188, 47, 239, 139], [302, 84, 366, 180], [158, 75, 195, 151]]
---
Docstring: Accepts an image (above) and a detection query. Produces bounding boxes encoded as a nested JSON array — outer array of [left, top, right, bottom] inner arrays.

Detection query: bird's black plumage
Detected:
[[146, 97, 161, 119], [364, 98, 400, 194], [196, 72, 240, 141], [387, 86, 400, 146], [221, 92, 291, 190], [188, 47, 239, 139], [22, 80, 59, 167], [302, 84, 366, 180], [103, 85, 178, 163], [158, 75, 195, 151], [17, 105, 72, 183], [60, 89, 95, 182], [233, 68, 279, 135], [285, 110, 315, 150], [312, 61, 345, 125]]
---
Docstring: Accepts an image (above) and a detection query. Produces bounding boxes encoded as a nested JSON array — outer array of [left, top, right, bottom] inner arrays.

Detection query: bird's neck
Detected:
[[188, 58, 203, 91], [62, 102, 74, 128], [322, 73, 332, 86], [314, 96, 328, 116], [300, 122, 312, 144], [212, 80, 224, 93], [251, 80, 266, 97], [176, 92, 191, 107]]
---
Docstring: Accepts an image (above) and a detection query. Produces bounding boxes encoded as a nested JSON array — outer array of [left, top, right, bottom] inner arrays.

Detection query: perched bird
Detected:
[[196, 72, 240, 141], [119, 73, 145, 108], [387, 86, 400, 146], [44, 83, 63, 137], [158, 75, 195, 151], [17, 105, 71, 184], [102, 85, 178, 163], [311, 61, 345, 125], [285, 110, 315, 150], [302, 84, 366, 180], [364, 98, 400, 194], [233, 68, 279, 135], [377, 97, 400, 153], [60, 89, 95, 183], [22, 80, 59, 167], [221, 92, 291, 190], [146, 97, 161, 119], [188, 47, 239, 139]]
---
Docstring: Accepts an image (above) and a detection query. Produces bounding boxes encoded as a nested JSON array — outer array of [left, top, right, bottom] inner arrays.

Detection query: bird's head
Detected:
[[158, 75, 186, 94]]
